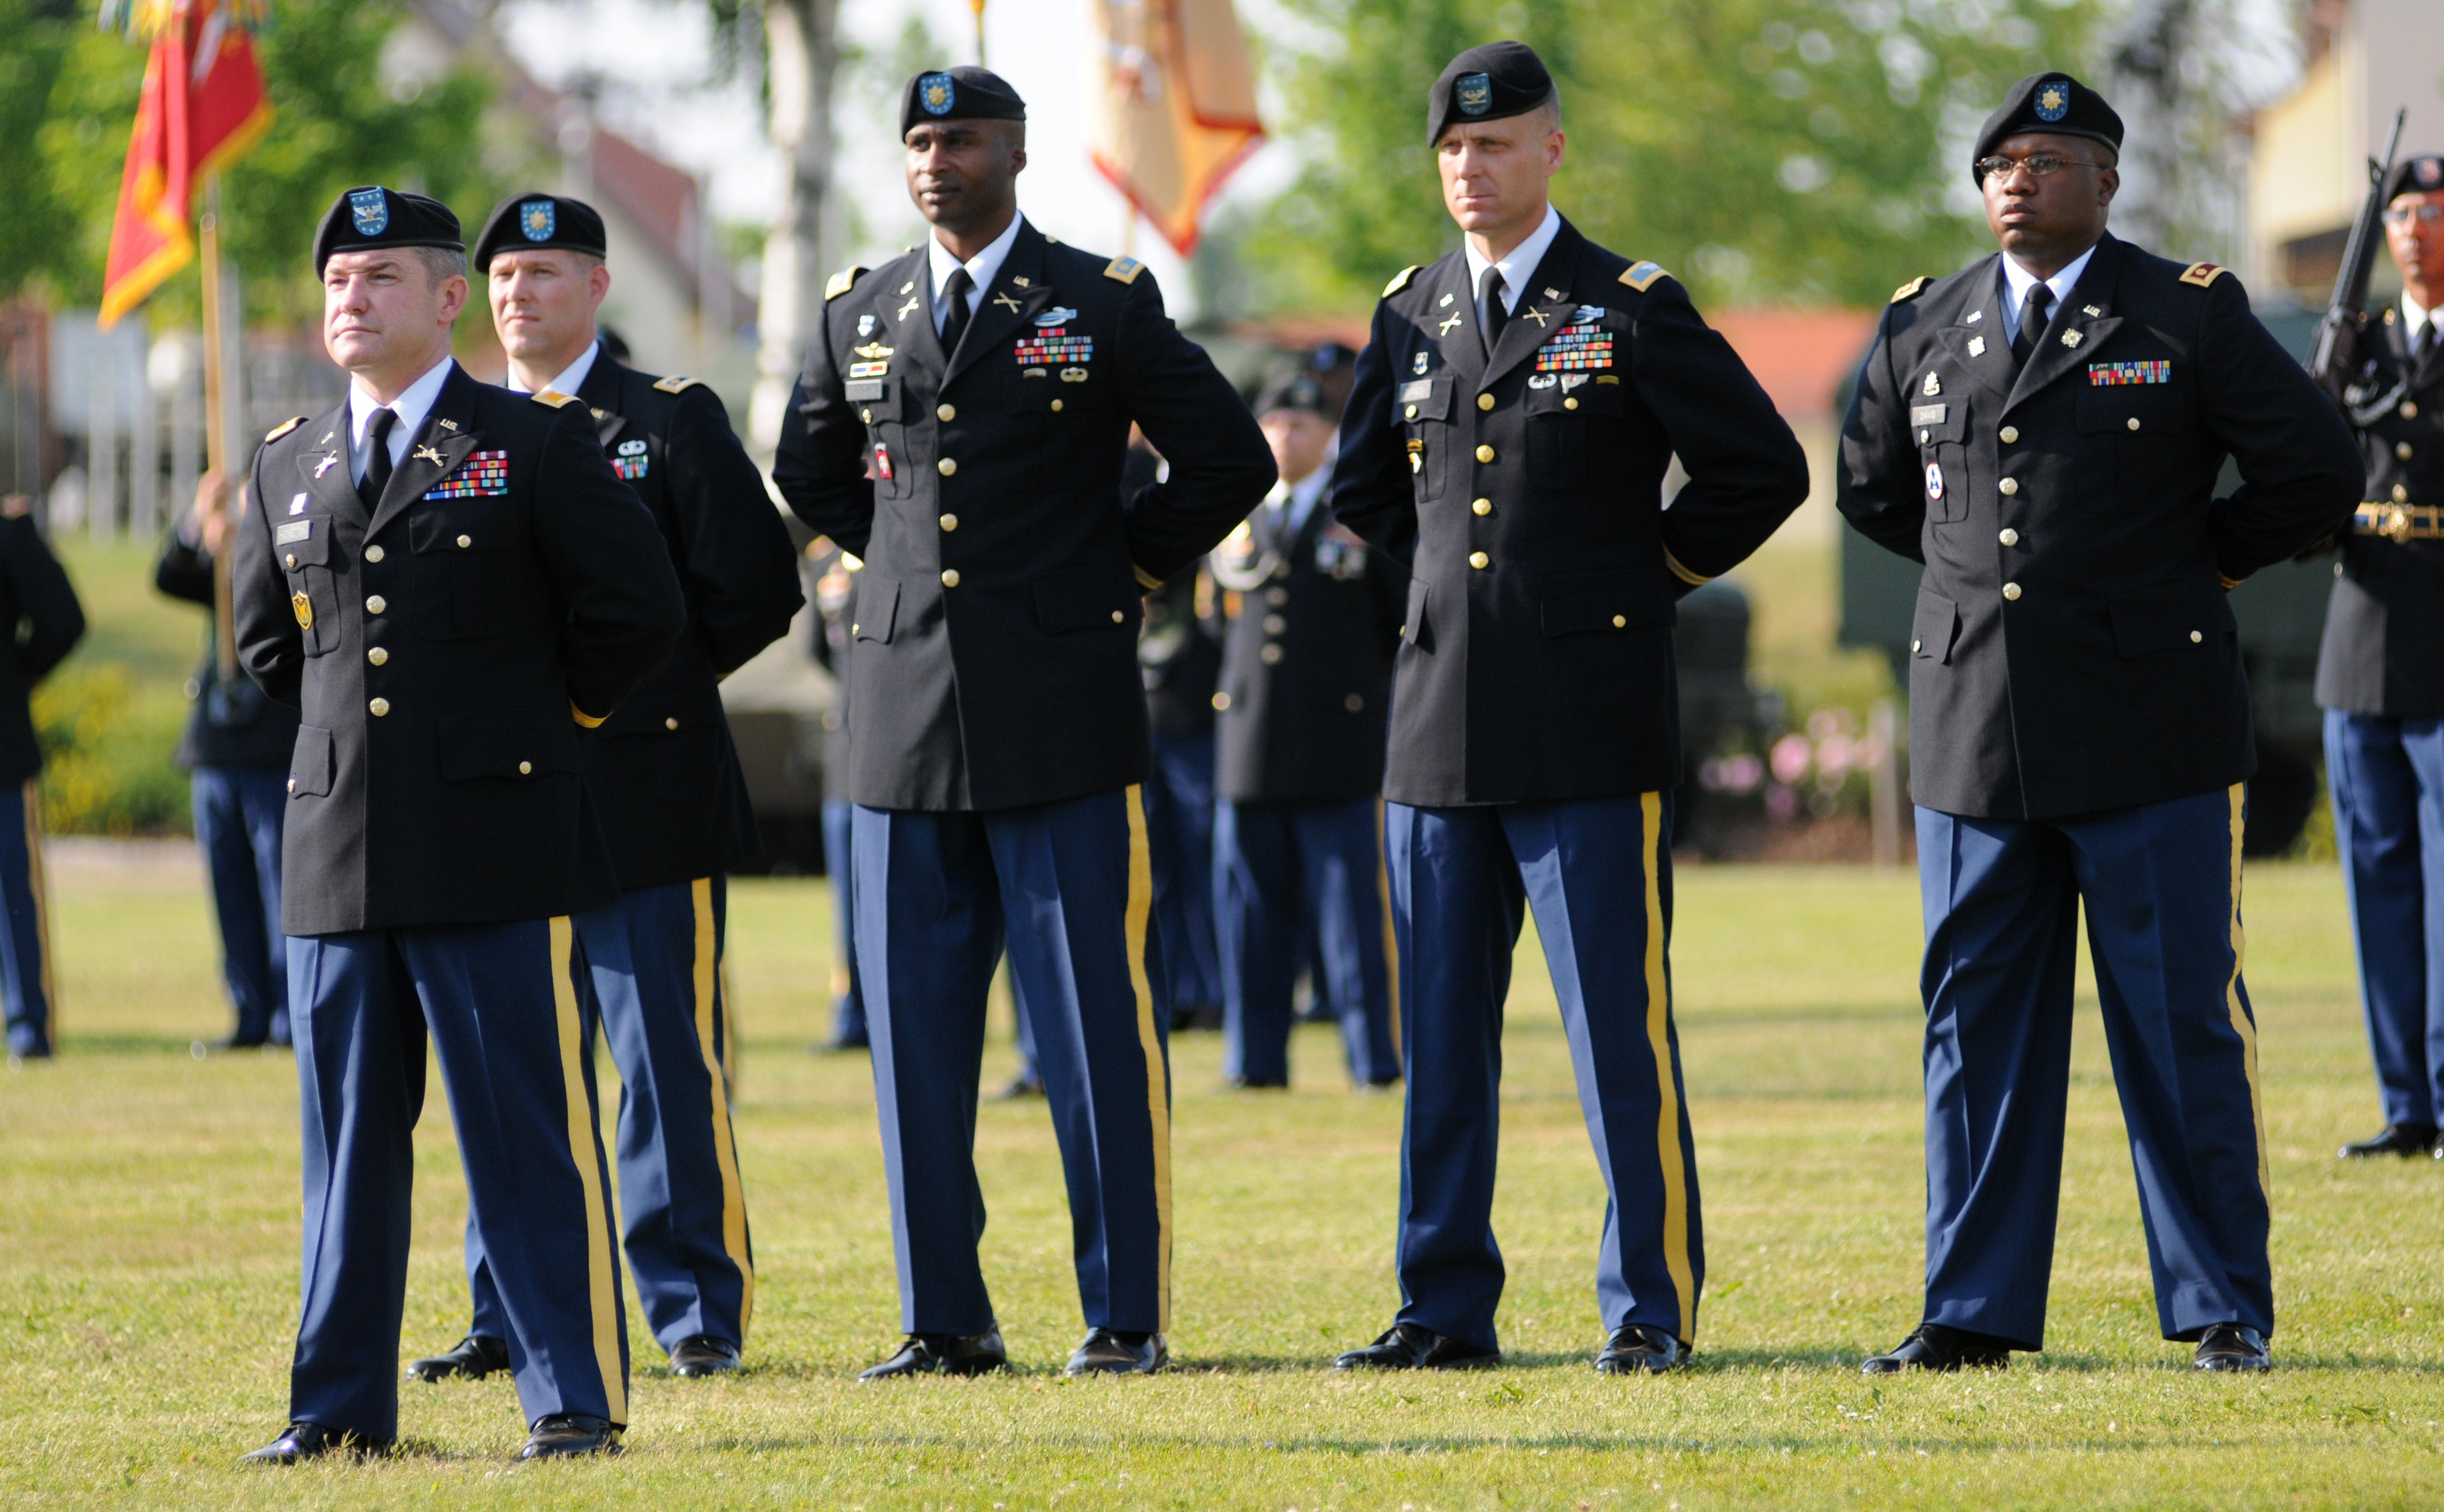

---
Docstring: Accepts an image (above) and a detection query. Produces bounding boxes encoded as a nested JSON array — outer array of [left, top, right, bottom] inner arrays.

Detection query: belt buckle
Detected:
[[2384, 505, 2414, 542]]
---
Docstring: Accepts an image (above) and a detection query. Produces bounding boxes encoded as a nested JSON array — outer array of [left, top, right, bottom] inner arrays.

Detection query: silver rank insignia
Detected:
[[1967, 336, 1986, 357], [1922, 371, 1941, 397]]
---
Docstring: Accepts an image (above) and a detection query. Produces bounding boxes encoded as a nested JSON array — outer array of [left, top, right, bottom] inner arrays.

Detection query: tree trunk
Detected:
[[750, 0, 841, 457]]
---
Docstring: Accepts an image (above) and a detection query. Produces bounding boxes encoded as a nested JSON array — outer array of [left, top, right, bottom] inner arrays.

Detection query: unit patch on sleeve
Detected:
[[423, 450, 511, 499], [2088, 360, 2172, 386]]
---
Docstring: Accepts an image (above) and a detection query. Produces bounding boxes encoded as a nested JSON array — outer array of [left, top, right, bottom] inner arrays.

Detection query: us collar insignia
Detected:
[[318, 430, 335, 444], [2083, 305, 2102, 317], [412, 445, 445, 466], [854, 342, 895, 359], [991, 292, 1022, 312], [1544, 287, 1562, 300], [1922, 371, 1941, 396], [1437, 312, 1465, 336], [1012, 276, 1032, 289], [1438, 292, 1455, 308], [313, 454, 340, 478], [898, 281, 915, 295], [1965, 309, 1982, 324], [2061, 329, 2084, 348], [436, 418, 459, 431]]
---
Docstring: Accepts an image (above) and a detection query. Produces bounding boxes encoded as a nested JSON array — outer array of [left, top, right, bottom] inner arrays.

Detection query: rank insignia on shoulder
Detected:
[[532, 389, 582, 409], [264, 416, 306, 442], [1619, 261, 1670, 292], [1383, 265, 1419, 297], [824, 265, 868, 300], [1103, 255, 1146, 285], [653, 375, 706, 394], [1891, 277, 1930, 303], [2179, 262, 2228, 287]]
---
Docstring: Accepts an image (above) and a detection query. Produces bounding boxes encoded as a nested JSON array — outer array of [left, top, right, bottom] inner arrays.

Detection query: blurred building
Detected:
[[2247, 0, 2444, 303]]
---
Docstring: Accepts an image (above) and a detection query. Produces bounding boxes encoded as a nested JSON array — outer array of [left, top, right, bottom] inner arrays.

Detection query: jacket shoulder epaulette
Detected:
[[2179, 261, 2229, 288], [264, 416, 306, 443], [531, 389, 582, 409], [1892, 276, 1931, 303], [1104, 255, 1146, 285], [1382, 265, 1419, 298], [824, 265, 868, 301], [651, 375, 705, 395], [1619, 261, 1671, 293]]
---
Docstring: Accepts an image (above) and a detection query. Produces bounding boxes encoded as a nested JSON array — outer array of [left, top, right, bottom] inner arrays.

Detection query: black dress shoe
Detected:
[[2339, 1124, 2436, 1159], [992, 1074, 1044, 1101], [1861, 1323, 2013, 1374], [1333, 1320, 1499, 1371], [669, 1334, 742, 1377], [1593, 1322, 1688, 1374], [858, 1328, 1008, 1380], [1065, 1327, 1168, 1376], [219, 1031, 271, 1051], [241, 1421, 390, 1464], [1225, 1075, 1289, 1091], [520, 1413, 622, 1458], [2193, 1322, 2271, 1371], [406, 1333, 510, 1382]]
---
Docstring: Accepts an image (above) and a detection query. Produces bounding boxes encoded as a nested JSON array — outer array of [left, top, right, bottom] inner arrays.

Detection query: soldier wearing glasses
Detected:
[[1838, 74, 2361, 1376]]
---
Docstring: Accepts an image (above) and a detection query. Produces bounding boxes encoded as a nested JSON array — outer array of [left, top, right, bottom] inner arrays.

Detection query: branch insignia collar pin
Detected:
[[413, 445, 445, 466]]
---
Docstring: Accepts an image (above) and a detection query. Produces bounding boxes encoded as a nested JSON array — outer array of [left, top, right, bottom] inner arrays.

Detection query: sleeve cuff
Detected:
[[1664, 551, 1714, 588], [2218, 573, 2243, 591], [571, 701, 607, 729], [1134, 564, 1164, 591]]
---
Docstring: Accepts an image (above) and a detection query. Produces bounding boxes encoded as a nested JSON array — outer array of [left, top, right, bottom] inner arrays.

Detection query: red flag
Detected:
[[1087, 0, 1264, 257], [99, 1, 275, 328]]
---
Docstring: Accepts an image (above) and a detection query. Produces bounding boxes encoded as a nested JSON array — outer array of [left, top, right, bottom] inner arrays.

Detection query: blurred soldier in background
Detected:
[[1210, 365, 1404, 1090], [2320, 152, 2444, 1161], [773, 65, 1273, 1378], [0, 492, 81, 1064], [1839, 75, 2361, 1376], [403, 193, 800, 1388], [158, 473, 297, 1050], [1328, 42, 1807, 1377], [809, 538, 869, 1052]]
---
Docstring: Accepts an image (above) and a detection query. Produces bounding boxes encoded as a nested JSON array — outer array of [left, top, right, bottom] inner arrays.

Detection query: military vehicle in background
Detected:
[[1839, 308, 2333, 856]]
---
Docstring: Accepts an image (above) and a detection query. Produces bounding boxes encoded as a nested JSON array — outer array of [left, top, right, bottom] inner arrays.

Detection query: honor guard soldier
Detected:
[[1210, 367, 1404, 1090], [158, 472, 301, 1049], [2318, 153, 2444, 1162], [233, 187, 686, 1462], [808, 537, 871, 1052], [1326, 43, 1808, 1376], [1838, 76, 2363, 1376], [401, 193, 801, 1388], [0, 492, 80, 1063], [772, 66, 1274, 1378]]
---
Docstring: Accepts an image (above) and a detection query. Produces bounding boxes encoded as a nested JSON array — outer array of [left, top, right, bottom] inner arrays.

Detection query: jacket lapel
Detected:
[[1926, 258, 2013, 415], [576, 343, 627, 449], [2004, 237, 2125, 414], [945, 221, 1056, 389], [1482, 220, 1585, 388], [1426, 256, 1486, 390], [285, 400, 361, 524], [367, 366, 482, 542]]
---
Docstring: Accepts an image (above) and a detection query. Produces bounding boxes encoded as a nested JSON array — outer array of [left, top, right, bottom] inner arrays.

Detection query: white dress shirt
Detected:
[[928, 213, 1026, 336], [2406, 288, 2435, 349], [503, 340, 600, 398], [1269, 462, 1333, 538], [348, 355, 455, 489], [1999, 242, 2098, 344], [1462, 203, 1563, 324]]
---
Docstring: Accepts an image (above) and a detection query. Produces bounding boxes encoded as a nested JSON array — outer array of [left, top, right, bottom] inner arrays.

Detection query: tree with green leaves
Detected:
[[1248, 0, 2102, 314]]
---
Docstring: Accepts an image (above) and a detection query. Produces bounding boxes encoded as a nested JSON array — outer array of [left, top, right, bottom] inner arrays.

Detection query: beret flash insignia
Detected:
[[1456, 71, 1493, 117], [348, 187, 388, 235], [2035, 80, 2070, 122], [2421, 158, 2443, 189], [519, 200, 555, 241], [919, 71, 956, 116]]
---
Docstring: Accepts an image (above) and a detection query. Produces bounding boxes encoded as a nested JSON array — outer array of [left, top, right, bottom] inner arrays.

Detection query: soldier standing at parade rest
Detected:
[[772, 66, 1274, 1378], [1326, 42, 1808, 1375], [1838, 75, 2363, 1375], [401, 193, 801, 1388], [158, 473, 301, 1050], [2318, 153, 2444, 1162], [1209, 367, 1405, 1090], [808, 537, 870, 1052], [0, 492, 80, 1063], [234, 187, 685, 1462]]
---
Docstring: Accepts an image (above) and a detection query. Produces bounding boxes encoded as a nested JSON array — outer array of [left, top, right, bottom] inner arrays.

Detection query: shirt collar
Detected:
[[1463, 204, 1562, 315], [1999, 241, 2098, 338], [504, 340, 600, 398], [349, 354, 455, 455], [929, 213, 1026, 325], [2407, 288, 2435, 340]]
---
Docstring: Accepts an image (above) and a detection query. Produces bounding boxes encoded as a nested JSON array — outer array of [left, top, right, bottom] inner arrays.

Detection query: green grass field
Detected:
[[4, 855, 2442, 1508]]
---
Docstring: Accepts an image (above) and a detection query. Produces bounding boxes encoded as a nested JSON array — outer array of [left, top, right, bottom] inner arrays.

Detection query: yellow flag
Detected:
[[1087, 0, 1265, 256]]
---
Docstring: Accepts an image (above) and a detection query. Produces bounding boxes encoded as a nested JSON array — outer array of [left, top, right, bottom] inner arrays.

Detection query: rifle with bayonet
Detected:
[[2311, 105, 2407, 415]]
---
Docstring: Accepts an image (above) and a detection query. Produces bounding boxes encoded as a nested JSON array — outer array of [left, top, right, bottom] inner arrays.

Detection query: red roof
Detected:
[[1709, 308, 1879, 422]]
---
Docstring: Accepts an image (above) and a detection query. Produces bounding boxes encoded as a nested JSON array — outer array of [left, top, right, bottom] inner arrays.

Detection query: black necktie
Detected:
[[1480, 268, 1508, 359], [359, 407, 397, 510], [940, 267, 974, 356], [2012, 284, 2054, 368]]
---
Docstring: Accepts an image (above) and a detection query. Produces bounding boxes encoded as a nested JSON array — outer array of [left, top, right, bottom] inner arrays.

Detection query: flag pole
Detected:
[[199, 176, 238, 683], [970, 0, 987, 64]]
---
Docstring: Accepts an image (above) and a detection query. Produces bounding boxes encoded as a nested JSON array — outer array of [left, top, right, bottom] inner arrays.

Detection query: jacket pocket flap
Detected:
[[289, 725, 334, 797], [1541, 570, 1671, 635], [1035, 560, 1136, 634], [1912, 591, 1960, 663], [1394, 376, 1451, 424], [436, 712, 581, 781], [852, 578, 899, 643], [2110, 580, 2235, 656], [272, 517, 332, 566], [410, 504, 512, 552], [1523, 378, 1626, 416], [2076, 384, 2180, 434]]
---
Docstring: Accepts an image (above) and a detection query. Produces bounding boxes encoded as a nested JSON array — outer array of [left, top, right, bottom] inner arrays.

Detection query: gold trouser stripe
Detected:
[[550, 916, 626, 1424], [2224, 784, 2270, 1200], [1122, 785, 1173, 1332], [22, 782, 53, 1038], [690, 877, 756, 1340], [1374, 799, 1401, 1061], [1640, 791, 1697, 1342]]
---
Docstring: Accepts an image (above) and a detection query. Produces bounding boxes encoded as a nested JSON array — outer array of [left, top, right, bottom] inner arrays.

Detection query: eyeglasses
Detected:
[[2383, 203, 2444, 227], [1975, 154, 2105, 182]]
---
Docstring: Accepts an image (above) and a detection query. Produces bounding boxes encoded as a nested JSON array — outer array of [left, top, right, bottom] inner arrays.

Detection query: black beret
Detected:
[[1255, 368, 1332, 419], [315, 187, 462, 277], [1427, 41, 1555, 146], [1972, 73, 2125, 185], [2382, 154, 2444, 205], [473, 192, 609, 271], [902, 65, 1026, 139]]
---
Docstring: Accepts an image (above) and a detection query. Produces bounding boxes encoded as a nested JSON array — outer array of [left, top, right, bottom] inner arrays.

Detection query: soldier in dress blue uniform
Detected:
[[0, 492, 80, 1063], [1209, 368, 1404, 1090], [808, 537, 871, 1052], [401, 193, 801, 1388], [233, 187, 686, 1462], [158, 473, 302, 1050], [771, 67, 1274, 1379], [1326, 43, 1808, 1376], [2317, 153, 2444, 1162], [1838, 76, 2363, 1375]]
